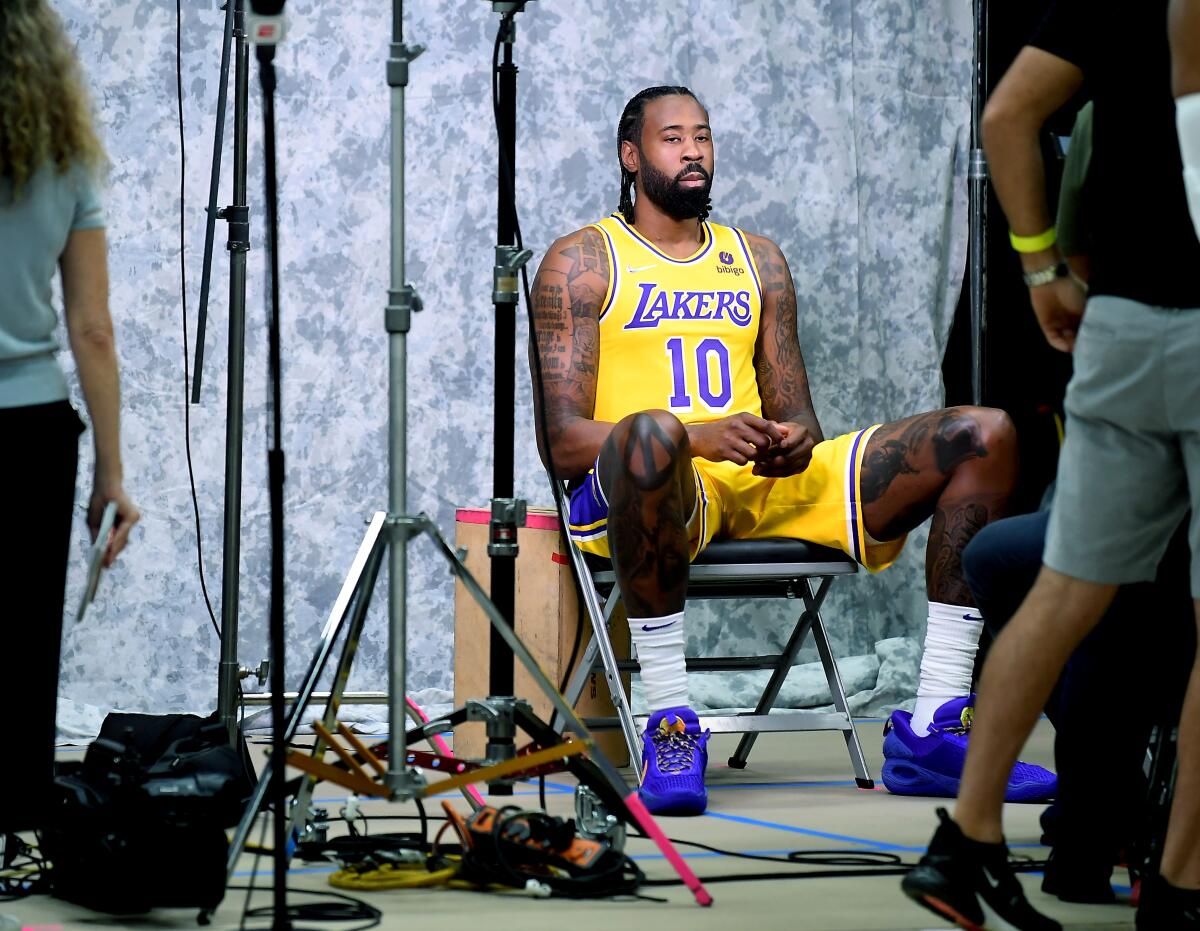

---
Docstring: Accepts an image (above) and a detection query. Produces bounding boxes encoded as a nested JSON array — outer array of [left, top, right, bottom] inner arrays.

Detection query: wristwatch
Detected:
[[1022, 261, 1069, 288]]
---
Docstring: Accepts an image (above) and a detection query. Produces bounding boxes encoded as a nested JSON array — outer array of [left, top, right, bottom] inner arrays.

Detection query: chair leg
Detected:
[[594, 588, 642, 776], [811, 594, 875, 789], [555, 491, 641, 774], [727, 601, 816, 770], [563, 569, 641, 775], [555, 575, 619, 722], [551, 637, 600, 736]]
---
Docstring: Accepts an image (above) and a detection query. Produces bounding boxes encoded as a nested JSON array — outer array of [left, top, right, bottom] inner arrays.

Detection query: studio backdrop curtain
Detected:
[[53, 0, 969, 718]]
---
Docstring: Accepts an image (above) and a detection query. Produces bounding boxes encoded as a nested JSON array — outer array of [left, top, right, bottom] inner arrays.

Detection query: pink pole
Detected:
[[406, 695, 486, 808], [623, 791, 713, 906]]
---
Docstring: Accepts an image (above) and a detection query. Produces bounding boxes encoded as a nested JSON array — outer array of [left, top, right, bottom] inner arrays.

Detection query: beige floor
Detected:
[[4, 720, 1135, 930]]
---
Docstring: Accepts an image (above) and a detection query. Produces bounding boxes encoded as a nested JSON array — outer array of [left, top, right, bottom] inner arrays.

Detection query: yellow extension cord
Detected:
[[329, 862, 462, 891]]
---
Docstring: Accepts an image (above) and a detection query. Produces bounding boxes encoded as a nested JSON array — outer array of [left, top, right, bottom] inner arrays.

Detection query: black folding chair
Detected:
[[556, 500, 874, 788]]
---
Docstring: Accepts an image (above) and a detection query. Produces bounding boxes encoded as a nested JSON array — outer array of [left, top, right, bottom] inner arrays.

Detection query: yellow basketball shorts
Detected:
[[567, 425, 905, 572]]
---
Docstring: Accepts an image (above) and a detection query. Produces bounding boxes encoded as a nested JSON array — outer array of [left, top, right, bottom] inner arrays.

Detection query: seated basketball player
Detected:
[[529, 85, 1055, 815]]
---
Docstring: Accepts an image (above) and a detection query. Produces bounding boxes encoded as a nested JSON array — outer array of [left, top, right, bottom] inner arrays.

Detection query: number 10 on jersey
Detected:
[[665, 336, 733, 413]]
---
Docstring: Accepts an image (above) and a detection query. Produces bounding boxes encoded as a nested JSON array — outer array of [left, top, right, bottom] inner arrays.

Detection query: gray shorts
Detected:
[[1044, 295, 1200, 596]]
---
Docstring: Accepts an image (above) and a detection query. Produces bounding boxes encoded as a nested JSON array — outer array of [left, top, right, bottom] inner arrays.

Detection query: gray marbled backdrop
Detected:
[[52, 1, 970, 718]]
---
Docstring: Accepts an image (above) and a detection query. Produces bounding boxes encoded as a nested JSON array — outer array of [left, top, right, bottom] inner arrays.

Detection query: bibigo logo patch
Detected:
[[716, 251, 744, 275]]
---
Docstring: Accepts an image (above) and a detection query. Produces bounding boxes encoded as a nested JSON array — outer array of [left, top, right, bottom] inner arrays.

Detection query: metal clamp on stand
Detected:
[[385, 285, 423, 335], [218, 203, 250, 252], [463, 696, 528, 791], [492, 245, 532, 305], [487, 497, 526, 558], [387, 40, 424, 89], [239, 658, 269, 686], [575, 785, 626, 849]]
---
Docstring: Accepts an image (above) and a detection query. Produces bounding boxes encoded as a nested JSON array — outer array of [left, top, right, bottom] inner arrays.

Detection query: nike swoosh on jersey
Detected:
[[626, 263, 657, 274]]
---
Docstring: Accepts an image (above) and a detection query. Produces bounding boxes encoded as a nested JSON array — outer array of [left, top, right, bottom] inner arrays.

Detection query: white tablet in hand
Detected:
[[76, 500, 118, 623]]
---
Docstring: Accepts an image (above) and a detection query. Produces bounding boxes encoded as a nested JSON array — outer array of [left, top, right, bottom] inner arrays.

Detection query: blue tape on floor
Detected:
[[233, 865, 337, 878], [628, 846, 807, 862], [708, 780, 858, 791], [702, 809, 923, 852]]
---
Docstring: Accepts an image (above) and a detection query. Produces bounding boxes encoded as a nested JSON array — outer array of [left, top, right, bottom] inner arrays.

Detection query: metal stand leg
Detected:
[[288, 527, 389, 839], [725, 578, 828, 769], [557, 637, 599, 722], [226, 513, 389, 877], [811, 598, 874, 789]]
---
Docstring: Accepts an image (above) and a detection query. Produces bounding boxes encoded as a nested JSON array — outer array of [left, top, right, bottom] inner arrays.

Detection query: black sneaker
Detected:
[[902, 808, 1062, 931], [1136, 874, 1200, 929]]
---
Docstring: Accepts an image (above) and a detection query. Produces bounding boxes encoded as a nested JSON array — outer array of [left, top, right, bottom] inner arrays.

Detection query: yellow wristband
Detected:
[[1009, 226, 1057, 253]]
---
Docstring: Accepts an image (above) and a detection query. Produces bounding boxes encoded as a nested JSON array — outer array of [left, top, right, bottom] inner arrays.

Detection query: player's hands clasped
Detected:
[[687, 413, 783, 466], [750, 421, 815, 477], [686, 413, 814, 476], [1030, 275, 1086, 352]]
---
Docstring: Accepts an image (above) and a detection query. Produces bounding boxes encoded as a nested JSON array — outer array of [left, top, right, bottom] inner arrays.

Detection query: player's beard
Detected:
[[637, 157, 712, 220]]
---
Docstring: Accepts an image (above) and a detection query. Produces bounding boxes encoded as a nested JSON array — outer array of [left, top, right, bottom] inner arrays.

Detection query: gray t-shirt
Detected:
[[0, 162, 105, 408]]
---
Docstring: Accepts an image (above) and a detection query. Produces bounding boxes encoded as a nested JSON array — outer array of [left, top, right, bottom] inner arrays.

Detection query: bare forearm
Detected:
[[983, 113, 1053, 240], [71, 329, 123, 482], [983, 112, 1067, 276], [757, 353, 823, 442]]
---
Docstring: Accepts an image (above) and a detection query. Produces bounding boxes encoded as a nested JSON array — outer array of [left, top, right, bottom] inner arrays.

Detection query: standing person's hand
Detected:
[[88, 479, 139, 568], [686, 413, 785, 465], [1029, 274, 1087, 352]]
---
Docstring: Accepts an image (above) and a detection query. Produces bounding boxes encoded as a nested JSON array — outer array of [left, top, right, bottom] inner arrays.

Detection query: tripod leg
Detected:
[[422, 519, 599, 748], [226, 513, 389, 879], [288, 531, 387, 839]]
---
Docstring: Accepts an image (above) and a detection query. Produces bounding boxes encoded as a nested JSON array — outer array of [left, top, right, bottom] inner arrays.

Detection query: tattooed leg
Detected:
[[859, 406, 1018, 605], [598, 410, 697, 617]]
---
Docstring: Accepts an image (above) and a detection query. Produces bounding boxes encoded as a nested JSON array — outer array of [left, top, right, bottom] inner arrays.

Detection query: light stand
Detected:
[[223, 0, 431, 867], [968, 0, 989, 406], [253, 36, 305, 931], [188, 0, 265, 745], [485, 1, 534, 796], [380, 0, 428, 802]]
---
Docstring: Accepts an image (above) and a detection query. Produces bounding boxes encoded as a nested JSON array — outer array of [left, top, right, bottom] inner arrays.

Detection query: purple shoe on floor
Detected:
[[638, 706, 710, 816], [883, 695, 1057, 802]]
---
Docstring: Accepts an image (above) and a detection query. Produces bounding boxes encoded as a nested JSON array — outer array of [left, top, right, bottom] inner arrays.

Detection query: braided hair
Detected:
[[616, 85, 710, 224]]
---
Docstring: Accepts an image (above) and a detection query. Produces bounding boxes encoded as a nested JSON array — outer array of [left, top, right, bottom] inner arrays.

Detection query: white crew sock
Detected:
[[628, 611, 689, 712], [910, 601, 984, 735], [1177, 93, 1200, 241]]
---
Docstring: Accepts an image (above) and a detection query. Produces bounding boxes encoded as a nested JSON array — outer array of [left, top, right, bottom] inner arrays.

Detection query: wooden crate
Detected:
[[452, 506, 630, 767]]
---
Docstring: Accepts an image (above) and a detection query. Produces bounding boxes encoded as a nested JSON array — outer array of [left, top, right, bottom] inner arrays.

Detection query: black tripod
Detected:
[[233, 11, 308, 930]]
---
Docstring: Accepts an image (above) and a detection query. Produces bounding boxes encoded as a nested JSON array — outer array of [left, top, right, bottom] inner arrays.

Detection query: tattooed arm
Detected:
[[528, 227, 613, 480], [746, 232, 823, 440]]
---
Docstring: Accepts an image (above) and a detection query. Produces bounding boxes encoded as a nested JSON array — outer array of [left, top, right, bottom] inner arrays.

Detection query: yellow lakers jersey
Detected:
[[590, 214, 763, 426]]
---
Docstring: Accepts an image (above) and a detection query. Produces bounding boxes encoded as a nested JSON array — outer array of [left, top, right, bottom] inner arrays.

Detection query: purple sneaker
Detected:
[[638, 706, 710, 816], [883, 695, 1057, 803]]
